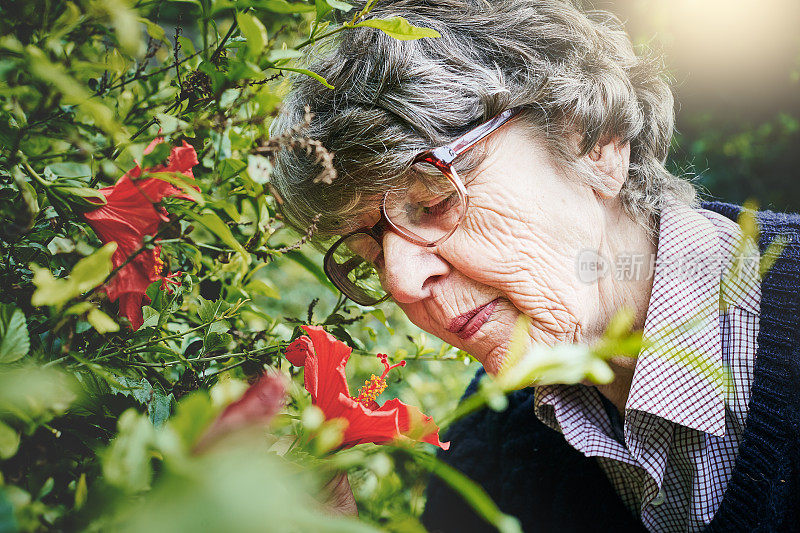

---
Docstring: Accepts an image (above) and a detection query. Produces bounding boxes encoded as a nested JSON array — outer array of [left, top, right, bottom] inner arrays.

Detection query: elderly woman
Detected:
[[270, 1, 800, 531]]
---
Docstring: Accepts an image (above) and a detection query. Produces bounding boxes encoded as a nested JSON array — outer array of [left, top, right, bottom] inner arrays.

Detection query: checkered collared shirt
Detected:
[[534, 202, 761, 532]]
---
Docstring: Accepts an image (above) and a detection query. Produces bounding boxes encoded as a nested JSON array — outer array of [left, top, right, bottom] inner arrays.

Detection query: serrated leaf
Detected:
[[237, 12, 268, 58], [354, 16, 441, 40], [148, 391, 173, 427], [197, 297, 232, 324], [0, 304, 29, 363], [204, 332, 232, 351]]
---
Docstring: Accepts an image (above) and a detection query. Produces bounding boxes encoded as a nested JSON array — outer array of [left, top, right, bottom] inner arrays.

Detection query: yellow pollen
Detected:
[[355, 374, 387, 405], [152, 254, 165, 277]]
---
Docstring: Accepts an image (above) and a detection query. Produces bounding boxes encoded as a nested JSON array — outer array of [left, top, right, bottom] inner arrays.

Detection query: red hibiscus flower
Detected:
[[195, 371, 287, 453], [83, 138, 198, 329], [285, 326, 449, 450]]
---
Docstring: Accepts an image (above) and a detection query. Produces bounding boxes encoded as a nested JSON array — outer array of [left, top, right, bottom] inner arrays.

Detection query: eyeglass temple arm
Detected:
[[428, 107, 522, 165]]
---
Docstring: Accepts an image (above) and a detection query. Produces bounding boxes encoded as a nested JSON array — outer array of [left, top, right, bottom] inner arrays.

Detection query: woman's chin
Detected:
[[479, 346, 507, 375]]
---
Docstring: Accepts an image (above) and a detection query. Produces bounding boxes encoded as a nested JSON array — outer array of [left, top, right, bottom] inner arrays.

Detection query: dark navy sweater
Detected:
[[422, 202, 800, 533]]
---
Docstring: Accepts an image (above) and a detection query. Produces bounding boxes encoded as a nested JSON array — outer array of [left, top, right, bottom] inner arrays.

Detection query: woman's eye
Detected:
[[408, 194, 457, 220]]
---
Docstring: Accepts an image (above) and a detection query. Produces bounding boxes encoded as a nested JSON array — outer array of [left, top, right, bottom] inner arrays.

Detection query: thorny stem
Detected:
[[102, 49, 206, 94], [124, 345, 281, 368]]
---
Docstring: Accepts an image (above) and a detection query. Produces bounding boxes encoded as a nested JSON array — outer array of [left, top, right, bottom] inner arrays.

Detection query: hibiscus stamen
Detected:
[[152, 254, 165, 278], [354, 353, 406, 405], [378, 353, 407, 380]]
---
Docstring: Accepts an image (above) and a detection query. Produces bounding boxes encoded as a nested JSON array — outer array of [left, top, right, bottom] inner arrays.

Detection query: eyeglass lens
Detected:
[[325, 162, 465, 305], [383, 161, 466, 243], [325, 232, 386, 305]]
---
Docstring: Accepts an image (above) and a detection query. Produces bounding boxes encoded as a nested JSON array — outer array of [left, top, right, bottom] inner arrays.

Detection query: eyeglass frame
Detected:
[[323, 106, 524, 305]]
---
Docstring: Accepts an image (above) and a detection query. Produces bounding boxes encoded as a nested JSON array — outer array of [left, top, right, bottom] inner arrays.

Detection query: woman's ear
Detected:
[[586, 139, 630, 199]]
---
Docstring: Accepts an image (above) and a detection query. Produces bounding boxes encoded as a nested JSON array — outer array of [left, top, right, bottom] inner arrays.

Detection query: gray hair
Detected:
[[269, 0, 697, 241]]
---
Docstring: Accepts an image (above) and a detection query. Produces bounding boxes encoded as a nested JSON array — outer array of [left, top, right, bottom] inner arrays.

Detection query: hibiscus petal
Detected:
[[334, 394, 402, 449], [285, 335, 313, 367], [380, 398, 450, 450], [195, 372, 286, 453], [165, 141, 200, 176], [299, 326, 353, 413], [117, 291, 145, 330]]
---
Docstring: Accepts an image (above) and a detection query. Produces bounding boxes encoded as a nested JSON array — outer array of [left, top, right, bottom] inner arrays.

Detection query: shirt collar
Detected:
[[626, 201, 726, 436]]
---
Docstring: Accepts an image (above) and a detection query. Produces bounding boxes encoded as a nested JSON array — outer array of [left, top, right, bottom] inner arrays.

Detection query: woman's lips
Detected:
[[447, 298, 501, 340]]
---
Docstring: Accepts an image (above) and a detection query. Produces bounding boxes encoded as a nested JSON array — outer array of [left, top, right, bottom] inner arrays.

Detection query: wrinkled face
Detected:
[[374, 124, 609, 374]]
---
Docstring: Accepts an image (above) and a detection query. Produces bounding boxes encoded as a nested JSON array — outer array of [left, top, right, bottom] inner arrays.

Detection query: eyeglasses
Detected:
[[323, 107, 523, 305]]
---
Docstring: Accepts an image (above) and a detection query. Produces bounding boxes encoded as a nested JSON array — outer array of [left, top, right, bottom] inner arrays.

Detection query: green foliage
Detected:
[[0, 1, 493, 531], [2, 0, 789, 531]]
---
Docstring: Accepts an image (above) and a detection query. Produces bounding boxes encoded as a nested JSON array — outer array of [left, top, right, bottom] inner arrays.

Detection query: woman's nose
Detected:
[[380, 231, 450, 304]]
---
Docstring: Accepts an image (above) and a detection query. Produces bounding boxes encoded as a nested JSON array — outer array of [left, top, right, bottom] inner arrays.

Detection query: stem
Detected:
[[20, 159, 50, 188], [210, 17, 238, 63], [202, 358, 250, 378], [295, 26, 347, 50]]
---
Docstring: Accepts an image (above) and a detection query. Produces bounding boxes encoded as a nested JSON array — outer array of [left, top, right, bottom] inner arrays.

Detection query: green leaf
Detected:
[[74, 473, 88, 510], [254, 0, 315, 13], [154, 113, 188, 135], [0, 304, 29, 363], [236, 12, 268, 58], [285, 251, 336, 291], [0, 421, 20, 459], [88, 308, 120, 334], [314, 0, 332, 20], [145, 171, 204, 204], [31, 242, 116, 308], [197, 297, 232, 326], [141, 142, 171, 169], [102, 410, 156, 492], [245, 279, 280, 299], [218, 158, 247, 182], [148, 391, 173, 427], [324, 0, 352, 11], [47, 162, 91, 179], [181, 209, 248, 257], [168, 390, 217, 448], [354, 16, 441, 40], [177, 36, 196, 57], [140, 18, 167, 43], [267, 48, 303, 62], [71, 242, 117, 293], [368, 308, 394, 335], [276, 67, 334, 89]]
